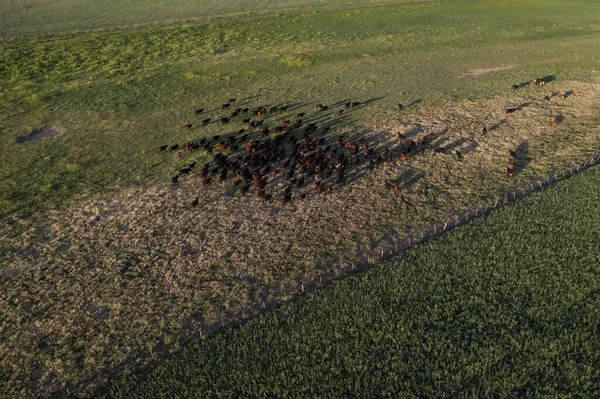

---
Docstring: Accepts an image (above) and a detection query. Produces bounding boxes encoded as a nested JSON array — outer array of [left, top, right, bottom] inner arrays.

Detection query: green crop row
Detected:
[[91, 164, 600, 398]]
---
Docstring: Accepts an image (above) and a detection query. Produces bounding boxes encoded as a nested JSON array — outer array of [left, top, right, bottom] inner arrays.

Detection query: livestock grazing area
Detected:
[[1, 0, 600, 398], [95, 164, 600, 398]]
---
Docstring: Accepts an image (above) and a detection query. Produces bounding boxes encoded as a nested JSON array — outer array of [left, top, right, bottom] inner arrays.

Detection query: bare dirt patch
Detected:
[[16, 127, 61, 143], [460, 65, 514, 77], [1, 79, 600, 398]]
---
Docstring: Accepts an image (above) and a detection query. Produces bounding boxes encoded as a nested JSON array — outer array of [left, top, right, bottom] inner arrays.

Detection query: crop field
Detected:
[[92, 159, 600, 398], [1, 0, 600, 398]]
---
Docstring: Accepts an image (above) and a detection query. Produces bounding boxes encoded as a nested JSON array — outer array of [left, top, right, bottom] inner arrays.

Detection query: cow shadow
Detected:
[[443, 137, 471, 153], [390, 168, 425, 189], [423, 127, 448, 144], [279, 101, 312, 113], [400, 124, 426, 139], [342, 96, 385, 115], [518, 81, 531, 89], [460, 140, 479, 155], [236, 94, 262, 106], [513, 141, 530, 173], [406, 99, 422, 108], [490, 119, 507, 131], [564, 90, 575, 98], [330, 99, 352, 108], [542, 75, 557, 84]]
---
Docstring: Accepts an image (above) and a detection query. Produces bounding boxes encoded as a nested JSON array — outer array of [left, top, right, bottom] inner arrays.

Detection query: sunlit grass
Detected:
[[1, 0, 599, 219]]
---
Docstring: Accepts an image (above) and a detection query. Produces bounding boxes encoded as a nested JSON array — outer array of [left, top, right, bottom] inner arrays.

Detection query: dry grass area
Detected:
[[460, 65, 514, 77], [1, 79, 600, 398]]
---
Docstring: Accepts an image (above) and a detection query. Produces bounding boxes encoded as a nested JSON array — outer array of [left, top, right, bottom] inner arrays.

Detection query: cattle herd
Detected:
[[156, 76, 565, 207]]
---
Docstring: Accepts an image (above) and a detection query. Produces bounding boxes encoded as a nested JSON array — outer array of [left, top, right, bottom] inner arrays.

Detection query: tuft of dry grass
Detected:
[[1, 79, 599, 398]]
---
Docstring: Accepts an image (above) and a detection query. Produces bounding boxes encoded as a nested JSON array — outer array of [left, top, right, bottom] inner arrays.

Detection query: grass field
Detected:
[[0, 0, 405, 37], [2, 0, 600, 398], [1, 0, 600, 219], [91, 161, 600, 398]]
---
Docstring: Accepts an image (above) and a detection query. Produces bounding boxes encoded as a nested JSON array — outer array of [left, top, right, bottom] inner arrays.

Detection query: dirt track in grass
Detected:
[[1, 79, 600, 398]]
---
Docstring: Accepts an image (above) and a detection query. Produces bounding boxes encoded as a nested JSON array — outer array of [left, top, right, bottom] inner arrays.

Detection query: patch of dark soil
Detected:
[[16, 127, 61, 143]]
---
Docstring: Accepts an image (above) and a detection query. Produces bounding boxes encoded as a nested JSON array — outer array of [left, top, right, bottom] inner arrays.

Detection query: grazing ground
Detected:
[[1, 0, 600, 398], [1, 0, 600, 219], [1, 78, 599, 398], [92, 160, 600, 398]]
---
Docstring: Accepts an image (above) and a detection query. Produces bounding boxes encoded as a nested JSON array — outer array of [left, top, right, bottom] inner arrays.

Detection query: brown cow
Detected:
[[256, 187, 265, 200]]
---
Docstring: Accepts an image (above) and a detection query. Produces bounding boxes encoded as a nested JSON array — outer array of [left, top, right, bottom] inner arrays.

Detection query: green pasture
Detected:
[[92, 152, 600, 398], [0, 0, 405, 38], [1, 0, 600, 219]]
